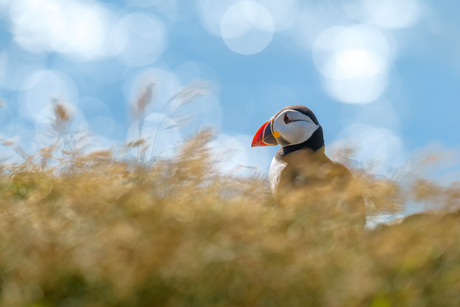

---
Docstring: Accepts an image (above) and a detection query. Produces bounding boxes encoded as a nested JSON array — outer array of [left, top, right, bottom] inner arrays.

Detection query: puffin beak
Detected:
[[252, 119, 278, 147]]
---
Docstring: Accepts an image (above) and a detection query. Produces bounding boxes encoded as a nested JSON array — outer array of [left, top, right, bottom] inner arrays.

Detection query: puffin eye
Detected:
[[284, 113, 293, 124]]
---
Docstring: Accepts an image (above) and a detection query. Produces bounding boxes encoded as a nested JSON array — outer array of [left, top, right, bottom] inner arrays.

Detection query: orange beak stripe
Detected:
[[251, 119, 278, 147]]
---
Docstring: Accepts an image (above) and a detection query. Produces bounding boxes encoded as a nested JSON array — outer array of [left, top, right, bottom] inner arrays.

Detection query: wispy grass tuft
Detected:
[[0, 96, 459, 307]]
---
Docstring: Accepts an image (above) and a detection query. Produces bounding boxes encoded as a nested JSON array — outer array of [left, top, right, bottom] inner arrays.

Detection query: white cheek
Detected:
[[276, 121, 319, 145]]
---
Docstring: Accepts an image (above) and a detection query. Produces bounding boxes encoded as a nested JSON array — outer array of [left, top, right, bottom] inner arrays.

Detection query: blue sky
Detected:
[[0, 0, 459, 181]]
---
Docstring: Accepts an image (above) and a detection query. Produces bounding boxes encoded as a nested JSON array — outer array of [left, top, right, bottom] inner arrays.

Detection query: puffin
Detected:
[[252, 105, 366, 230]]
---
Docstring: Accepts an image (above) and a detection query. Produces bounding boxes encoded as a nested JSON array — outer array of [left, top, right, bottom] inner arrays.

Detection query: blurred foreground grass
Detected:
[[0, 105, 460, 307]]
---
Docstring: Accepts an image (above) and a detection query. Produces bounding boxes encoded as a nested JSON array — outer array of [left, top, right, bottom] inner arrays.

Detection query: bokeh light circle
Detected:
[[9, 0, 118, 61], [313, 24, 392, 104], [329, 124, 406, 175], [220, 1, 274, 55], [116, 13, 167, 67], [123, 67, 181, 114], [313, 24, 390, 80], [177, 93, 223, 134], [259, 0, 299, 32], [323, 74, 388, 105], [198, 0, 240, 36], [19, 70, 79, 122], [363, 0, 421, 29]]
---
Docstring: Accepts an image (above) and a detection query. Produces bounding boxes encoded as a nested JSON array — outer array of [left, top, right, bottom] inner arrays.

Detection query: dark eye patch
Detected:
[[284, 113, 292, 124]]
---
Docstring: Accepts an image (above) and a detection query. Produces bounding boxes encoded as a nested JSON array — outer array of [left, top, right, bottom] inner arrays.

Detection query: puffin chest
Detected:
[[269, 148, 351, 197]]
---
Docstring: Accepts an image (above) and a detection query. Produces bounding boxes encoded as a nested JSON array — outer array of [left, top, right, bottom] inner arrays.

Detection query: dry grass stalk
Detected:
[[1, 88, 460, 306], [0, 129, 459, 306], [55, 103, 70, 122], [131, 83, 155, 120], [170, 80, 210, 107]]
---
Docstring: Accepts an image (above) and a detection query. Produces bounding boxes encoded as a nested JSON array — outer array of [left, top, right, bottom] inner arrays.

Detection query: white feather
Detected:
[[269, 156, 287, 196], [272, 110, 319, 146]]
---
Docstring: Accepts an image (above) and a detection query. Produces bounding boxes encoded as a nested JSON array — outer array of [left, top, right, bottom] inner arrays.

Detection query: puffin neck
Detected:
[[282, 126, 325, 155]]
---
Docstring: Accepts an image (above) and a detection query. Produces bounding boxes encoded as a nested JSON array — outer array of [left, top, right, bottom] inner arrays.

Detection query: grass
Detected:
[[0, 100, 459, 307]]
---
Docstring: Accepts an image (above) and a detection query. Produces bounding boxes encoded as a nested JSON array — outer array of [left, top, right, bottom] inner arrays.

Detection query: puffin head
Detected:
[[252, 105, 324, 150]]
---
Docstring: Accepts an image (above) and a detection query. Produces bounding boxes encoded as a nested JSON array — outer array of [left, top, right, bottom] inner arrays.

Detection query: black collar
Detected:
[[281, 126, 325, 156]]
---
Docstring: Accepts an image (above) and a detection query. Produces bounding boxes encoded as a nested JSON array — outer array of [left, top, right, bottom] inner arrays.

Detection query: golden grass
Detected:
[[0, 104, 459, 307]]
